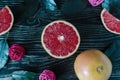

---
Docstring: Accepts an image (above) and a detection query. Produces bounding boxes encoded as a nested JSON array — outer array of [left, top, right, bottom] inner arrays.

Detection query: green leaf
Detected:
[[43, 0, 57, 11], [0, 39, 9, 70], [0, 71, 36, 80], [105, 39, 120, 79], [11, 71, 36, 80], [0, 77, 12, 80], [102, 0, 120, 19]]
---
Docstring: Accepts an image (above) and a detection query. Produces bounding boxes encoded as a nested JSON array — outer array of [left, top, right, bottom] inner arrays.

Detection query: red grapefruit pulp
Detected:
[[101, 8, 120, 34], [41, 20, 80, 59], [0, 6, 14, 35]]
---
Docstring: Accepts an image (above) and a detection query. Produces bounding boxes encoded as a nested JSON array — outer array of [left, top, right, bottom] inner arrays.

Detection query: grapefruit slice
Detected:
[[101, 8, 120, 34], [0, 6, 14, 35], [41, 20, 80, 59]]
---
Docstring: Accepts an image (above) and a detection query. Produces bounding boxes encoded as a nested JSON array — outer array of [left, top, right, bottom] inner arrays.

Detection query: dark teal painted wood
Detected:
[[0, 0, 120, 80]]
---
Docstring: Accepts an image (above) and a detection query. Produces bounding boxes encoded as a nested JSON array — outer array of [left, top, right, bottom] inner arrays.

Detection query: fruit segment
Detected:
[[0, 6, 14, 35], [101, 9, 120, 34]]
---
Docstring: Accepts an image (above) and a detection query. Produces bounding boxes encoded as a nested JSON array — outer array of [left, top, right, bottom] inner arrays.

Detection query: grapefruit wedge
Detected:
[[101, 8, 120, 34], [41, 20, 80, 59], [0, 6, 14, 35]]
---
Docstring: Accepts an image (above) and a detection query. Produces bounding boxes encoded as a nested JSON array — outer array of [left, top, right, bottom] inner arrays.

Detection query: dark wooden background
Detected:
[[0, 0, 120, 80]]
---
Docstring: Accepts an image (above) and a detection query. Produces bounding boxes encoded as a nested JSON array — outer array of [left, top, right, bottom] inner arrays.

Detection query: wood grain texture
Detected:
[[0, 0, 120, 80]]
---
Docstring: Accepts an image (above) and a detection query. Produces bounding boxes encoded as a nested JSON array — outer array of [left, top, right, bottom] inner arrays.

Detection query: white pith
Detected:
[[58, 35, 64, 41]]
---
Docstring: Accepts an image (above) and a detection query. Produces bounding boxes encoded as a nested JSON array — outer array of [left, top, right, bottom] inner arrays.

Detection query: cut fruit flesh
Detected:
[[41, 20, 80, 59], [0, 6, 14, 35], [101, 8, 120, 34]]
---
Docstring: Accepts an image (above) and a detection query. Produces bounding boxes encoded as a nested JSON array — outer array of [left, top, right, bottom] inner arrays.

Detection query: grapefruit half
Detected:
[[41, 20, 80, 59], [0, 6, 14, 35], [101, 8, 120, 34]]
